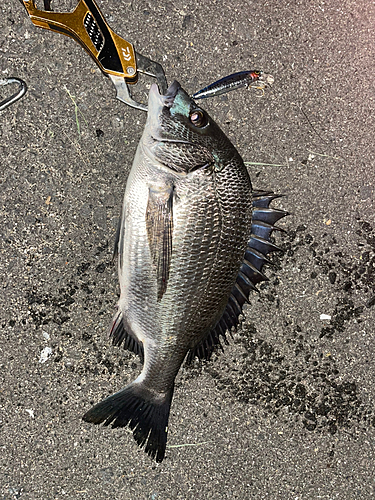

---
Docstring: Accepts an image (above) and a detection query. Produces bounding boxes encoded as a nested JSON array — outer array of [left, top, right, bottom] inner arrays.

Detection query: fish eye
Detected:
[[189, 109, 207, 128]]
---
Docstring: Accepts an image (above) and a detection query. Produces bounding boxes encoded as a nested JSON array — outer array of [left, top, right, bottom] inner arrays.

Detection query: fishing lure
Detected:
[[192, 70, 274, 100]]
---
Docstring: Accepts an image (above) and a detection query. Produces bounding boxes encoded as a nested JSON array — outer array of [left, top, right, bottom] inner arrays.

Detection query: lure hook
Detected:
[[0, 77, 27, 111]]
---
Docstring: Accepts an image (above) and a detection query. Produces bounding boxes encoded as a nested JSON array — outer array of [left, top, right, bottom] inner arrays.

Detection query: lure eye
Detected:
[[189, 110, 207, 128]]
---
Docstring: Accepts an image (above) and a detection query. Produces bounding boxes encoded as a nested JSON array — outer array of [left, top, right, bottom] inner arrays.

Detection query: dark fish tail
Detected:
[[83, 381, 174, 462]]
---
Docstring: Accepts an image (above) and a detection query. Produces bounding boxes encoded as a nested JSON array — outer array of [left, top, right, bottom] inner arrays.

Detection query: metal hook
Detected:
[[0, 77, 27, 111]]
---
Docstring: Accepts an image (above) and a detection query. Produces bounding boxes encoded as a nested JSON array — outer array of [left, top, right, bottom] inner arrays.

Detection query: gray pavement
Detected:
[[1, 0, 375, 498]]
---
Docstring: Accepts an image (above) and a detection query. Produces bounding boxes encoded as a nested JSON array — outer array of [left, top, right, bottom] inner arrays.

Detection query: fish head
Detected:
[[144, 81, 240, 174]]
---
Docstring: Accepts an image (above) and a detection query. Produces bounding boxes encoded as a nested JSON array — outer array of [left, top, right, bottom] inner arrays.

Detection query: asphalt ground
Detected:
[[1, 0, 375, 499]]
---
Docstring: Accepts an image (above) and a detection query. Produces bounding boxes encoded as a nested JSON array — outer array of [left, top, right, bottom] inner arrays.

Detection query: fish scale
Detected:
[[83, 80, 287, 462]]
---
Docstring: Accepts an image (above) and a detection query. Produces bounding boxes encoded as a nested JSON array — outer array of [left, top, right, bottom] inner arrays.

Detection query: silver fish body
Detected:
[[119, 81, 252, 385], [83, 81, 287, 462]]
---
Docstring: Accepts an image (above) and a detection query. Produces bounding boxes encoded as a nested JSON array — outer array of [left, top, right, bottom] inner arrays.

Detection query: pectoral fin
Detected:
[[146, 185, 174, 301]]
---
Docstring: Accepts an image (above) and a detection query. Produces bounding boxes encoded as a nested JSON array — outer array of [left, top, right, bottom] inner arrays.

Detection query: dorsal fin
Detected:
[[186, 190, 288, 364]]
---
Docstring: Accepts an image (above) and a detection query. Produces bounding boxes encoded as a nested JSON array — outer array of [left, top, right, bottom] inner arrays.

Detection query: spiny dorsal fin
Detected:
[[186, 189, 288, 363]]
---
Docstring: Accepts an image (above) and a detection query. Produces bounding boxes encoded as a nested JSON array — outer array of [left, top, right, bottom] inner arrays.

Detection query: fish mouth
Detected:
[[150, 80, 181, 107], [150, 135, 190, 145], [147, 80, 192, 147]]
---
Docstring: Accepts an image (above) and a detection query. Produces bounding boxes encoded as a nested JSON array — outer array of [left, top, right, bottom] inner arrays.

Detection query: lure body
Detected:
[[192, 70, 274, 99]]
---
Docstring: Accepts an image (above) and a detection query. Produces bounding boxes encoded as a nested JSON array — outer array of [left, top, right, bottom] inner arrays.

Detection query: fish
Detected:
[[83, 80, 287, 462]]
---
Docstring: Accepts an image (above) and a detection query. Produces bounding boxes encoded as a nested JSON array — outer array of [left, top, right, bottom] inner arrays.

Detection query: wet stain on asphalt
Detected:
[[204, 218, 375, 435], [26, 285, 76, 327], [207, 326, 373, 435], [22, 241, 112, 330]]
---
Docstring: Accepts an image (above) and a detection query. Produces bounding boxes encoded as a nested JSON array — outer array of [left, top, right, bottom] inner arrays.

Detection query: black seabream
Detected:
[[83, 81, 287, 462]]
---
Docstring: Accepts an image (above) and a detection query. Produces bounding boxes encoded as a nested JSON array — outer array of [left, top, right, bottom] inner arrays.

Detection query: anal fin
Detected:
[[110, 309, 144, 360]]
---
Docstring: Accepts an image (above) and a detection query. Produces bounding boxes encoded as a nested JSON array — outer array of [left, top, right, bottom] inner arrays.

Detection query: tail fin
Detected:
[[83, 382, 174, 462]]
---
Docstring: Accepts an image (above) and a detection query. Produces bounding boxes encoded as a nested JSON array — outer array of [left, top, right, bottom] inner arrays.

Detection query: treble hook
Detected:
[[0, 77, 27, 111]]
